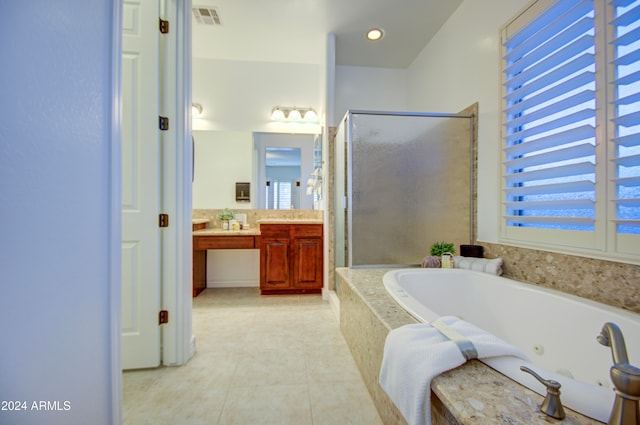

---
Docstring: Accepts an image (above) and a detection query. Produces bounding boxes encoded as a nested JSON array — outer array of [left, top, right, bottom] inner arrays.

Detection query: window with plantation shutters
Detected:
[[501, 0, 640, 259], [611, 0, 640, 250]]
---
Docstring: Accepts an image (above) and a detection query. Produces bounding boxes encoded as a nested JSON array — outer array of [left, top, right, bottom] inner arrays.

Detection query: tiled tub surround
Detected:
[[480, 243, 640, 314], [336, 267, 603, 425]]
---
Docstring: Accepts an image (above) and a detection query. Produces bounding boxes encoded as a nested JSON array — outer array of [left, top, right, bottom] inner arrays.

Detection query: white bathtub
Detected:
[[383, 268, 640, 423]]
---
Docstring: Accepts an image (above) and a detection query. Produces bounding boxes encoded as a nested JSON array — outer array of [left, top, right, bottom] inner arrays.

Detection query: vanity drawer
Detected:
[[291, 224, 322, 238], [258, 224, 290, 238], [193, 235, 257, 250], [260, 223, 323, 238]]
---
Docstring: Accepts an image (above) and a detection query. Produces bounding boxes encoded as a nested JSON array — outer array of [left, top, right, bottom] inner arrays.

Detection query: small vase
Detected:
[[222, 220, 229, 230]]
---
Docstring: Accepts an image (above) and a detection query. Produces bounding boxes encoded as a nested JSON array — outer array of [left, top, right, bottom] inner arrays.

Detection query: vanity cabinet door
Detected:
[[292, 237, 323, 290], [260, 238, 290, 291]]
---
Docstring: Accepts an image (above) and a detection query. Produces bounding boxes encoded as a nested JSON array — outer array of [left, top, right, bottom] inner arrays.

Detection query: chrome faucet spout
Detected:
[[597, 322, 630, 365]]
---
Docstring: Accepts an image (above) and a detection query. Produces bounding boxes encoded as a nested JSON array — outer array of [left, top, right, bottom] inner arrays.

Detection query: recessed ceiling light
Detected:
[[366, 28, 384, 41]]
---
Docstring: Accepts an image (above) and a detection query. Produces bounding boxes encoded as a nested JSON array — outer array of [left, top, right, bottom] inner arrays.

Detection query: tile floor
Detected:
[[123, 288, 383, 425]]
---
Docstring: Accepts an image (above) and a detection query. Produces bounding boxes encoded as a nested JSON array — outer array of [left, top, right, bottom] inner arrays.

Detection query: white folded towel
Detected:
[[454, 256, 503, 275], [379, 316, 528, 425]]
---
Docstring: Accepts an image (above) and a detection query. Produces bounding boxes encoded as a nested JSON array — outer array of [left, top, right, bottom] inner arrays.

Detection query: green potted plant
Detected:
[[422, 241, 456, 268], [216, 208, 234, 229], [430, 241, 455, 257]]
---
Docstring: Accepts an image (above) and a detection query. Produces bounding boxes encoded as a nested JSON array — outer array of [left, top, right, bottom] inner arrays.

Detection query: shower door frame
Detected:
[[337, 109, 476, 269]]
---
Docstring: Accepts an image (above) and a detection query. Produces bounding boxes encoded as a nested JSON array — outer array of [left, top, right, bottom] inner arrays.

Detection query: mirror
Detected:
[[254, 132, 319, 210], [264, 147, 301, 209], [192, 130, 322, 210]]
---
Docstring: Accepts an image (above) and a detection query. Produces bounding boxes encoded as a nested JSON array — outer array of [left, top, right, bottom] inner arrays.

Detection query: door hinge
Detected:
[[159, 213, 169, 228], [159, 116, 169, 131], [159, 18, 169, 34], [159, 310, 169, 325]]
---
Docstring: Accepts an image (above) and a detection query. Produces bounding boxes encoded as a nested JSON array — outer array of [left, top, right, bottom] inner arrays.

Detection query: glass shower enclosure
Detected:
[[335, 110, 475, 270]]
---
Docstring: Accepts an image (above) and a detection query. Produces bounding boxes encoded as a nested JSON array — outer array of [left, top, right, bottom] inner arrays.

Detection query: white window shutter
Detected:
[[610, 0, 640, 239], [503, 0, 597, 231]]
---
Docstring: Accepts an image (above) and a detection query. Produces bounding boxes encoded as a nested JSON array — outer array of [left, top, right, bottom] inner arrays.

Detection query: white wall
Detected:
[[0, 1, 119, 424], [193, 131, 255, 209], [334, 65, 408, 125], [406, 0, 529, 243], [192, 58, 322, 134], [207, 250, 260, 288]]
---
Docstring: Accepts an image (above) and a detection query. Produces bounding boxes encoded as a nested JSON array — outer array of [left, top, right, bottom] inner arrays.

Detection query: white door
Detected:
[[121, 0, 162, 370]]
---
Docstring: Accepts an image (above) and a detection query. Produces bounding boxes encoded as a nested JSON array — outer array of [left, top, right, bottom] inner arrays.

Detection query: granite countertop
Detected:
[[192, 218, 210, 225], [192, 228, 261, 236], [192, 219, 322, 235], [256, 218, 323, 224], [336, 267, 603, 425]]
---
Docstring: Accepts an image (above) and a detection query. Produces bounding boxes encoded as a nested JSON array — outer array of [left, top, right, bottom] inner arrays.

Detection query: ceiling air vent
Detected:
[[192, 6, 222, 25]]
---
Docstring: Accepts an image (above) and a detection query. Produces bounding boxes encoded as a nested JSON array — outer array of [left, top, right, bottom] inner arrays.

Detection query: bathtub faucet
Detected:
[[597, 322, 640, 425], [598, 322, 631, 365], [520, 366, 565, 420]]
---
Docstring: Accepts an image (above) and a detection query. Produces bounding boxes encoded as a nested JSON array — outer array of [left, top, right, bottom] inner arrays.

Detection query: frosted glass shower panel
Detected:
[[349, 112, 473, 266]]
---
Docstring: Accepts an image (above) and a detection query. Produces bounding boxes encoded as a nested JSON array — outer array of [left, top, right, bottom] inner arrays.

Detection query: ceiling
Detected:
[[192, 0, 463, 68]]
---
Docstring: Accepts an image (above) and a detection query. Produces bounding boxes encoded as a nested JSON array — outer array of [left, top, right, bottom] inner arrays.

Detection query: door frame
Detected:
[[159, 0, 194, 368], [109, 2, 123, 422], [109, 0, 192, 421]]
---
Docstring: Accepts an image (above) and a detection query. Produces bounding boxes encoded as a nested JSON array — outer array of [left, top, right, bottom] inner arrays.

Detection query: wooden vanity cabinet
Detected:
[[260, 225, 290, 291], [193, 249, 207, 297], [259, 223, 323, 295], [192, 231, 259, 297]]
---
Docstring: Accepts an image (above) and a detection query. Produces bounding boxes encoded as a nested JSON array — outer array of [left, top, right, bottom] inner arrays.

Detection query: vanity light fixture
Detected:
[[270, 106, 318, 123], [366, 28, 384, 41], [192, 103, 203, 116]]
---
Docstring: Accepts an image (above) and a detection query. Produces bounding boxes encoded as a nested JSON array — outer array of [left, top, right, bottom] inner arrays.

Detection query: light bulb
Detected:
[[271, 107, 285, 121], [303, 109, 317, 121], [288, 108, 302, 121], [366, 28, 384, 41]]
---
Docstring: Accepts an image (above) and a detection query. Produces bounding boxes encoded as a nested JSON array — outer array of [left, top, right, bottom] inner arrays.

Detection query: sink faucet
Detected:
[[597, 322, 640, 425]]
